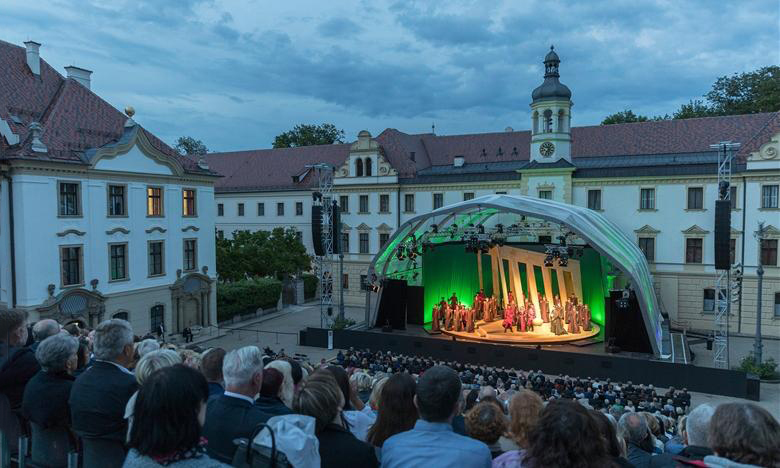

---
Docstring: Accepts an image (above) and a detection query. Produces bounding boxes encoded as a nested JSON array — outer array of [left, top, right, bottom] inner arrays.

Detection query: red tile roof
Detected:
[[0, 39, 202, 172]]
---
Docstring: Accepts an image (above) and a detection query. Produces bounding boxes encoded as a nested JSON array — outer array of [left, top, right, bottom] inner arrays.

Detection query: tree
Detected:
[[601, 110, 650, 125], [216, 228, 311, 282], [673, 99, 715, 119], [705, 66, 780, 115], [272, 123, 345, 148], [174, 136, 209, 155]]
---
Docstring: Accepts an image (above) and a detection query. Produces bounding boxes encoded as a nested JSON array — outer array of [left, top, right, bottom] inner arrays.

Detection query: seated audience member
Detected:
[[465, 401, 507, 458], [29, 319, 60, 352], [280, 356, 305, 392], [497, 400, 613, 468], [22, 334, 79, 428], [704, 402, 780, 468], [255, 368, 293, 416], [265, 360, 295, 409], [179, 349, 202, 370], [200, 347, 226, 398], [367, 376, 389, 413], [351, 371, 373, 403], [135, 338, 160, 359], [652, 404, 714, 467], [500, 389, 543, 452], [125, 364, 228, 467], [381, 365, 491, 468], [124, 349, 182, 439], [69, 319, 137, 447], [591, 409, 633, 468], [73, 336, 91, 377], [366, 373, 418, 448], [640, 412, 664, 453], [293, 370, 378, 468], [63, 323, 80, 337], [325, 365, 376, 441], [618, 411, 655, 468], [0, 309, 40, 410], [202, 346, 269, 463], [663, 415, 687, 455]]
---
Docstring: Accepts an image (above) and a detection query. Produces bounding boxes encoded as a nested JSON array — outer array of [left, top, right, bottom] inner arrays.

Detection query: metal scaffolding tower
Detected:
[[308, 164, 335, 328], [710, 141, 740, 369]]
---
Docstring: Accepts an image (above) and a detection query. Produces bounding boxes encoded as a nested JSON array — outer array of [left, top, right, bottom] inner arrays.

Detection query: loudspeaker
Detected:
[[331, 202, 341, 255], [311, 205, 323, 256], [714, 200, 731, 270]]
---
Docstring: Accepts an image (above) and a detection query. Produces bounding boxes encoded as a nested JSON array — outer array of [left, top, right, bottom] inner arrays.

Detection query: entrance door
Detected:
[[183, 298, 199, 328]]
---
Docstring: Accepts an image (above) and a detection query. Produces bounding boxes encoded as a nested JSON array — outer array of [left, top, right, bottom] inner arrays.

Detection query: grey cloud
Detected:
[[317, 18, 363, 38]]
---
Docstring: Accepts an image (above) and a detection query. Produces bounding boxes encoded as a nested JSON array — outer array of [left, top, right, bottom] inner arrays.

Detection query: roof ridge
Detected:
[[573, 111, 780, 131]]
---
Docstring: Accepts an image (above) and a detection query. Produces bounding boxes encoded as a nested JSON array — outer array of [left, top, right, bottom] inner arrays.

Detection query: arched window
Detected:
[[150, 305, 164, 333], [365, 158, 372, 176], [557, 110, 566, 132], [355, 158, 363, 177], [532, 111, 539, 134], [112, 311, 129, 320], [543, 109, 553, 132]]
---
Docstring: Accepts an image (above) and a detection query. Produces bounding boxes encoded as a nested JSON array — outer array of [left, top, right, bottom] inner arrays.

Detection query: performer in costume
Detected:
[[466, 307, 475, 333], [583, 304, 592, 331], [502, 302, 515, 332], [473, 293, 482, 321], [454, 306, 462, 332], [445, 303, 454, 330], [540, 297, 549, 323], [568, 308, 579, 334], [507, 291, 516, 308], [431, 304, 441, 331], [526, 303, 535, 332], [449, 292, 459, 310], [518, 303, 527, 332]]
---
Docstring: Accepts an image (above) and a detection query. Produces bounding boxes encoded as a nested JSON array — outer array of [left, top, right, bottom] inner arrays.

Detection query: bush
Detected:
[[217, 277, 282, 323], [330, 316, 356, 330], [302, 273, 318, 299], [737, 355, 779, 380]]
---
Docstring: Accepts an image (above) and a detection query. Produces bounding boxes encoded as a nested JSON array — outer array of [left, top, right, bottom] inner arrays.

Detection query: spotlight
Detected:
[[496, 224, 504, 233], [719, 180, 730, 199], [431, 224, 439, 233], [412, 271, 419, 280], [558, 252, 569, 267], [396, 249, 405, 260], [544, 255, 554, 267]]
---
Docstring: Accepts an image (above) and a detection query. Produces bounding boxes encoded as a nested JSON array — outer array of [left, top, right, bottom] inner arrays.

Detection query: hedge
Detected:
[[217, 277, 282, 322], [302, 274, 318, 299]]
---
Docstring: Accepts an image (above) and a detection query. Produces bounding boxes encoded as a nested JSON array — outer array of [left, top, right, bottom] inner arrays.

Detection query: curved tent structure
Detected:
[[368, 194, 663, 356]]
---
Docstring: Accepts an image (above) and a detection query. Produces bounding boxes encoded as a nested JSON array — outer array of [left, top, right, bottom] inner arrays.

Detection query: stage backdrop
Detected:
[[422, 244, 493, 323], [421, 244, 606, 326]]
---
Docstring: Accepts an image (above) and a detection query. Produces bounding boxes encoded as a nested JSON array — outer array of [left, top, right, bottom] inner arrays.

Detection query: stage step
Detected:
[[660, 320, 673, 360], [670, 332, 691, 364]]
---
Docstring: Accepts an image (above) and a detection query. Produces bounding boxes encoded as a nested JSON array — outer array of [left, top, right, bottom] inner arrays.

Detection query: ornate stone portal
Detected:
[[170, 272, 213, 332], [37, 288, 106, 327]]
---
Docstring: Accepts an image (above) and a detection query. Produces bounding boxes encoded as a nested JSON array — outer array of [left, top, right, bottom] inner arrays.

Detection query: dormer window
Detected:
[[355, 158, 363, 177], [365, 157, 372, 176]]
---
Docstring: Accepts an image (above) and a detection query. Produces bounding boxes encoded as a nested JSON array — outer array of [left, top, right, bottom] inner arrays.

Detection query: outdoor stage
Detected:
[[435, 320, 601, 344]]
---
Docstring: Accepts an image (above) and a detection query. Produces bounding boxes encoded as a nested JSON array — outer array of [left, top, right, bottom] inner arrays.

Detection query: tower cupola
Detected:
[[529, 46, 573, 164]]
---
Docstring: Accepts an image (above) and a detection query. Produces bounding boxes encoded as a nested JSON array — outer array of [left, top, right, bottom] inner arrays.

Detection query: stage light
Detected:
[[496, 224, 504, 233], [544, 255, 554, 267], [396, 249, 405, 260], [431, 224, 439, 233], [558, 256, 568, 267], [412, 271, 419, 280]]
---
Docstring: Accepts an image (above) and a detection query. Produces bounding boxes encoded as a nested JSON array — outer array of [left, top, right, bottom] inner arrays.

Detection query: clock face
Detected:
[[539, 141, 555, 157]]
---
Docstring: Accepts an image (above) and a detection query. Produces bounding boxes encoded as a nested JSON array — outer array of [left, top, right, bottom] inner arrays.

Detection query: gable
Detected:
[[681, 225, 709, 235], [94, 144, 176, 175]]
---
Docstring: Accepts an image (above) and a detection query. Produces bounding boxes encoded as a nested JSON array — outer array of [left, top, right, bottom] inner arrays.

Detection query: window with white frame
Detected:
[[587, 189, 602, 210], [640, 188, 655, 210], [761, 185, 779, 209]]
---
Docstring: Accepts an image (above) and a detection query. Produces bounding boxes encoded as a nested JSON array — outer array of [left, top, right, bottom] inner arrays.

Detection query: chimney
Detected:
[[453, 155, 465, 167], [65, 66, 92, 90], [505, 126, 514, 132], [24, 41, 41, 76]]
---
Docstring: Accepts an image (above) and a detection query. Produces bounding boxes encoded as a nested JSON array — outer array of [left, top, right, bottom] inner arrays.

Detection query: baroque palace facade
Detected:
[[0, 40, 219, 335], [209, 48, 780, 339]]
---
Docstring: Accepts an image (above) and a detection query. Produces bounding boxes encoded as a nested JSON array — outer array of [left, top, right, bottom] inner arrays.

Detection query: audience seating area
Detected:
[[1, 309, 778, 468]]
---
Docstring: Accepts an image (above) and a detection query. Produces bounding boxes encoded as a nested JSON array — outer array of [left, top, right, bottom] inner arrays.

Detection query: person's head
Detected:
[[280, 357, 303, 390], [35, 333, 78, 374], [128, 365, 209, 457], [135, 349, 181, 386], [76, 336, 90, 370], [200, 347, 226, 384], [465, 401, 507, 446], [324, 365, 352, 411], [367, 376, 388, 410], [350, 371, 372, 394], [708, 402, 780, 467], [0, 309, 28, 346], [684, 404, 715, 447], [178, 349, 202, 370], [32, 319, 60, 343], [63, 323, 80, 337], [293, 370, 344, 434], [414, 365, 462, 423], [265, 360, 294, 408], [618, 412, 650, 446], [260, 367, 283, 398], [222, 346, 264, 396], [639, 411, 661, 437], [590, 409, 624, 458], [478, 385, 497, 401], [523, 400, 609, 467], [366, 373, 418, 447], [508, 389, 544, 449], [93, 319, 134, 366], [135, 339, 160, 359]]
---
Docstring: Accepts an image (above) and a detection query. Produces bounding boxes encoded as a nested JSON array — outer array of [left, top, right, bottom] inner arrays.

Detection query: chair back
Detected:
[[80, 437, 125, 468], [31, 422, 74, 467]]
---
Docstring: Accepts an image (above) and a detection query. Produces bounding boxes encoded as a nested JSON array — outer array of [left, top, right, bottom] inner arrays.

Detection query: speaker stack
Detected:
[[310, 201, 341, 257], [714, 199, 731, 270]]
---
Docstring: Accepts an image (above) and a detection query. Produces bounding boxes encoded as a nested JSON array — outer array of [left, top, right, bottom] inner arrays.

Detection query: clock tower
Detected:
[[530, 46, 572, 164]]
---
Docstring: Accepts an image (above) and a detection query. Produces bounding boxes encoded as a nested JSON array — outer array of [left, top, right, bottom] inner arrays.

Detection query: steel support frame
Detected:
[[310, 164, 335, 328]]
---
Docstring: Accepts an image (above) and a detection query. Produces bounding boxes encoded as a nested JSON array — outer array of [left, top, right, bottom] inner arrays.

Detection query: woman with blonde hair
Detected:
[[124, 349, 181, 439], [500, 389, 544, 452], [264, 359, 294, 408]]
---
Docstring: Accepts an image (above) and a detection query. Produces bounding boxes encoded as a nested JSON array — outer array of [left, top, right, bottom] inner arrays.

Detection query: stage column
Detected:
[[572, 267, 584, 302], [497, 248, 508, 305], [541, 267, 555, 303], [510, 261, 524, 304], [477, 250, 484, 291], [490, 247, 500, 299], [525, 262, 540, 310]]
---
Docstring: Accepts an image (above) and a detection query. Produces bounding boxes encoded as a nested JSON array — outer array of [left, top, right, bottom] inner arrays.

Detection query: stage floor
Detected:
[[438, 320, 600, 344]]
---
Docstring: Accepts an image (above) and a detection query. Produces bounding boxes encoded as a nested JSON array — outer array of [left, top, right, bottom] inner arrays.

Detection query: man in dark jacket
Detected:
[[69, 319, 137, 445], [201, 347, 226, 399], [22, 334, 79, 428], [203, 346, 270, 463], [619, 412, 654, 468], [0, 309, 40, 410], [29, 319, 60, 353], [651, 404, 715, 467]]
